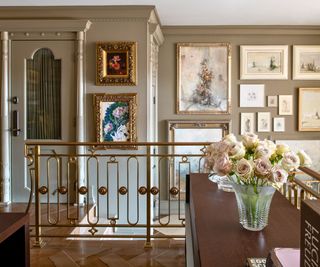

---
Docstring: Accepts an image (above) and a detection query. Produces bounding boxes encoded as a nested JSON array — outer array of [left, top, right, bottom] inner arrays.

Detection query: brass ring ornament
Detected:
[[58, 186, 68, 195], [138, 186, 147, 195], [110, 219, 117, 226], [170, 187, 179, 196], [39, 186, 48, 194], [150, 186, 159, 195], [98, 186, 108, 195], [119, 186, 128, 195], [79, 186, 88, 195]]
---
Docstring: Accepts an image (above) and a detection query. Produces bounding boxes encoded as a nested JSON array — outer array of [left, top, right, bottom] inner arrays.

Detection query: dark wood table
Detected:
[[0, 212, 30, 267], [186, 173, 300, 267]]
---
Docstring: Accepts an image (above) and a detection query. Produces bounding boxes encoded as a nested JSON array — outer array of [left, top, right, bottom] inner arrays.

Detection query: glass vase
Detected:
[[232, 182, 276, 231]]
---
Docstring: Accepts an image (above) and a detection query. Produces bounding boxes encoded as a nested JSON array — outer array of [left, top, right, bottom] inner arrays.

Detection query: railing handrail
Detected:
[[25, 141, 212, 146], [299, 166, 320, 182]]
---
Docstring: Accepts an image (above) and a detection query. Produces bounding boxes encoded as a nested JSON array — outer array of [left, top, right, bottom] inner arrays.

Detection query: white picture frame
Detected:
[[278, 95, 293, 115], [293, 45, 320, 80], [240, 84, 265, 107], [257, 112, 271, 132], [267, 95, 278, 107], [240, 45, 288, 80], [240, 113, 255, 134], [273, 117, 285, 132], [299, 88, 320, 131]]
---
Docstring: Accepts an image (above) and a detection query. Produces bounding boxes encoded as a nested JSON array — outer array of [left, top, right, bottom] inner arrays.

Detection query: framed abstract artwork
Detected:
[[240, 113, 255, 134], [293, 45, 320, 80], [239, 84, 265, 107], [299, 88, 320, 131], [168, 120, 230, 191], [93, 93, 137, 148], [240, 45, 288, 80], [257, 112, 271, 132], [176, 43, 231, 114], [278, 95, 293, 115], [96, 42, 137, 86]]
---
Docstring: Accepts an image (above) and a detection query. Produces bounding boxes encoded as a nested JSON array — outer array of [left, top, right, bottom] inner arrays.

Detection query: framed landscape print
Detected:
[[96, 42, 137, 86], [176, 43, 231, 114], [239, 84, 265, 107], [93, 93, 137, 148], [168, 120, 230, 192], [299, 88, 320, 131], [293, 45, 320, 80], [240, 45, 288, 80], [240, 113, 255, 134], [273, 117, 285, 132], [278, 95, 293, 115], [257, 112, 271, 132]]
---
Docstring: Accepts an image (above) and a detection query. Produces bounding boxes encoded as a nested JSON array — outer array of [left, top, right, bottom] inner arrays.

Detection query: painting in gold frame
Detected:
[[299, 88, 320, 131], [176, 43, 231, 114], [93, 93, 137, 148], [96, 42, 137, 86]]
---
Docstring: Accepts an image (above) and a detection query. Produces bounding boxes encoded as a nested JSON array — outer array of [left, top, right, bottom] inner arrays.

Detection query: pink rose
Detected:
[[254, 158, 272, 178], [271, 166, 288, 183], [282, 151, 300, 171], [214, 153, 233, 176]]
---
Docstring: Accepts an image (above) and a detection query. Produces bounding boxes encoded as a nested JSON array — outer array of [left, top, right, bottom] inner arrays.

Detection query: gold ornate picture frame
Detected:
[[93, 93, 137, 148], [96, 42, 137, 86], [176, 43, 231, 114]]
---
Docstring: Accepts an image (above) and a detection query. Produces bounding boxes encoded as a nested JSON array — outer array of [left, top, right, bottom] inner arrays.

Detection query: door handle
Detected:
[[12, 110, 22, 136]]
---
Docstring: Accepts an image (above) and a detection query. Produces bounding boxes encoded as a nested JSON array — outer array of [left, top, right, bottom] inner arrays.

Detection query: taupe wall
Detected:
[[158, 27, 320, 142], [0, 6, 157, 142]]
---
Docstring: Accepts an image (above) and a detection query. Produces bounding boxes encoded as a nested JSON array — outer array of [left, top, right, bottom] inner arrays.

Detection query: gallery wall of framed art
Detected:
[[158, 27, 320, 142]]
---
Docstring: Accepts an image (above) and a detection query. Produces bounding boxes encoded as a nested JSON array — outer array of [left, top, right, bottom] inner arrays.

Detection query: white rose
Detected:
[[276, 143, 290, 156], [282, 151, 300, 171], [254, 157, 272, 178], [229, 141, 246, 160], [271, 166, 288, 183], [242, 133, 259, 149], [223, 133, 237, 144], [235, 158, 253, 179], [255, 145, 273, 159], [214, 153, 233, 176], [261, 139, 276, 154], [216, 141, 231, 154], [297, 150, 312, 167]]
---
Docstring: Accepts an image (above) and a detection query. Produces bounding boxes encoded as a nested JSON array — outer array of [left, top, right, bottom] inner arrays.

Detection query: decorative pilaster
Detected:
[[0, 31, 10, 204], [76, 31, 86, 205]]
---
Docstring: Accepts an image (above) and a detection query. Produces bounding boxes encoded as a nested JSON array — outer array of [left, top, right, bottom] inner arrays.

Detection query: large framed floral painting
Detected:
[[176, 43, 231, 114], [96, 42, 137, 86], [93, 93, 137, 148]]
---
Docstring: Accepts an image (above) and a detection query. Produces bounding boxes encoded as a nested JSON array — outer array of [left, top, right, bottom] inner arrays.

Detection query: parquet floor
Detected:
[[0, 204, 186, 267], [31, 238, 185, 267]]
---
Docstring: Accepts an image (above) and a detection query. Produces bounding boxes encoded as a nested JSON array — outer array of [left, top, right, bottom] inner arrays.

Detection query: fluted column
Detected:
[[76, 31, 85, 205], [0, 31, 10, 204]]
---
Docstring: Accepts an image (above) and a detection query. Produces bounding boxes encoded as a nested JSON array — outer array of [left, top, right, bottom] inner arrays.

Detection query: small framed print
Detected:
[[239, 84, 265, 107], [96, 42, 137, 86], [293, 45, 320, 80], [278, 95, 293, 115], [240, 113, 255, 134], [267, 95, 278, 107], [299, 88, 320, 131], [240, 45, 288, 80], [257, 112, 271, 132], [274, 117, 285, 132]]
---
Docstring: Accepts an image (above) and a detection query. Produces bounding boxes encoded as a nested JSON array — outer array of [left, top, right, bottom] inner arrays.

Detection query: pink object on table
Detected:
[[274, 248, 300, 267]]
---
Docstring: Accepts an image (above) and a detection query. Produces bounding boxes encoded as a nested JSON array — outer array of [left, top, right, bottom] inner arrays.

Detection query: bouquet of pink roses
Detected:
[[205, 133, 312, 187]]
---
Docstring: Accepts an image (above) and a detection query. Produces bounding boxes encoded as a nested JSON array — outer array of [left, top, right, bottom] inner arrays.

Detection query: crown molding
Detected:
[[162, 25, 320, 35]]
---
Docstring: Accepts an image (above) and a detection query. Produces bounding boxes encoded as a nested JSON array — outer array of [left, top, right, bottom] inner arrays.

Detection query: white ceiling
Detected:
[[1, 0, 320, 26]]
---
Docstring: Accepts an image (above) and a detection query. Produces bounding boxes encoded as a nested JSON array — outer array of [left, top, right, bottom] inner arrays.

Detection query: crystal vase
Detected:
[[232, 182, 276, 231]]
